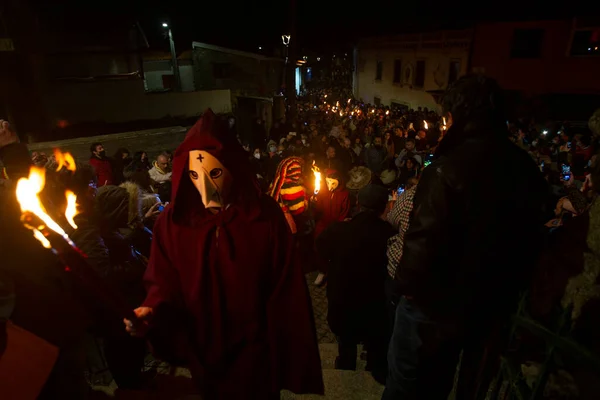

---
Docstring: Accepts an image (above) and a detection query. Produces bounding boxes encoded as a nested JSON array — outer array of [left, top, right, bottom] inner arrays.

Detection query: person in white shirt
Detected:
[[148, 153, 172, 184]]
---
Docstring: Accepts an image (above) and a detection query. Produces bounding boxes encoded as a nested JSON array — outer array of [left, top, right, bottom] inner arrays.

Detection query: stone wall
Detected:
[[27, 126, 189, 165], [42, 79, 232, 128]]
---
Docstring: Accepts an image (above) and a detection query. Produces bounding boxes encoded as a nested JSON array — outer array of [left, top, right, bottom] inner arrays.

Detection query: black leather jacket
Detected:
[[395, 120, 550, 325]]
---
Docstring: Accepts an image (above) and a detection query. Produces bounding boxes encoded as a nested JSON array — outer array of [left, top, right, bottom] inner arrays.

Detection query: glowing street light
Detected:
[[161, 22, 181, 92], [281, 35, 291, 46]]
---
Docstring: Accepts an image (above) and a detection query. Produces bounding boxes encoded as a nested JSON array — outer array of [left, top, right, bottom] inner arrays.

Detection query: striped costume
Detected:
[[268, 157, 307, 232]]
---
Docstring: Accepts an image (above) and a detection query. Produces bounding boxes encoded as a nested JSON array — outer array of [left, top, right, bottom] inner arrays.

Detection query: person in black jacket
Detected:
[[317, 184, 396, 384], [0, 120, 92, 398], [383, 76, 550, 399]]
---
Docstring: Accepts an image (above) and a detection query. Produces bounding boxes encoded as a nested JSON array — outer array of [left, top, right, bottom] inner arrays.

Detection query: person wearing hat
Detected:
[[346, 166, 372, 192], [316, 184, 396, 384]]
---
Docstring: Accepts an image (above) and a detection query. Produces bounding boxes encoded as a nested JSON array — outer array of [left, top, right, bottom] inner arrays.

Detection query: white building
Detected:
[[354, 29, 472, 111], [143, 50, 195, 92]]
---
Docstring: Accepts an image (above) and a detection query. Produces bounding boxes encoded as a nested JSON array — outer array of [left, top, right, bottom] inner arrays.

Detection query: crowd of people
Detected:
[[1, 73, 600, 399]]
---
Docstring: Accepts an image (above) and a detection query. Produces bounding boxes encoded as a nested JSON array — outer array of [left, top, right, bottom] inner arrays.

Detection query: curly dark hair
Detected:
[[441, 74, 506, 128]]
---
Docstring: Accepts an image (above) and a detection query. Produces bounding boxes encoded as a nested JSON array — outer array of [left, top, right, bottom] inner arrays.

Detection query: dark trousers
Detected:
[[103, 333, 147, 389], [382, 297, 462, 400], [329, 301, 389, 383], [384, 274, 401, 327]]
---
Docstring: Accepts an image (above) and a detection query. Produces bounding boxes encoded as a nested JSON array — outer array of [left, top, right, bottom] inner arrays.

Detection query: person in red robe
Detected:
[[313, 169, 350, 285], [125, 110, 324, 399]]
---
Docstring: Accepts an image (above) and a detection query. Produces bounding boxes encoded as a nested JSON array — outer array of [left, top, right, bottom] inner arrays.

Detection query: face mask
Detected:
[[188, 150, 233, 209], [326, 177, 339, 192], [532, 140, 538, 147], [269, 146, 277, 153], [278, 150, 283, 155], [302, 139, 306, 145], [98, 150, 106, 158], [254, 153, 261, 160], [374, 144, 382, 148]]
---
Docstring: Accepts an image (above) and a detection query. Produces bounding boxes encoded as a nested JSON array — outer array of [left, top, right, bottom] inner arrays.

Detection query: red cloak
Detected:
[[314, 176, 351, 240], [142, 110, 324, 398]]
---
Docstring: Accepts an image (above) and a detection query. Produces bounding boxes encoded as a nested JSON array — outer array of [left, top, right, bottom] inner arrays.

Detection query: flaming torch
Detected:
[[312, 161, 322, 195], [15, 159, 138, 322], [53, 148, 76, 172], [442, 117, 447, 131], [423, 120, 429, 130]]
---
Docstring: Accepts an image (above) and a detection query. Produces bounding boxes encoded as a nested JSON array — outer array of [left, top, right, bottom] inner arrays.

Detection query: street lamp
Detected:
[[161, 22, 181, 92], [281, 35, 291, 47]]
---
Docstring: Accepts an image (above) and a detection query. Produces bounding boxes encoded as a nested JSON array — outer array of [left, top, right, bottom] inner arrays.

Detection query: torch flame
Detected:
[[424, 120, 429, 130], [347, 99, 351, 103], [65, 190, 78, 229], [16, 167, 76, 248], [54, 149, 76, 172], [312, 161, 322, 195], [442, 117, 447, 130], [386, 110, 390, 115]]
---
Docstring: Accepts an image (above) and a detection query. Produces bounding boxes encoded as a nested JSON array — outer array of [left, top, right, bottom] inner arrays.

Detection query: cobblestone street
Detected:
[[306, 272, 336, 344]]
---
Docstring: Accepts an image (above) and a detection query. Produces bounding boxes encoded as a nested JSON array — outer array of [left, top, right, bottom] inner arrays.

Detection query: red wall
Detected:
[[471, 20, 600, 96]]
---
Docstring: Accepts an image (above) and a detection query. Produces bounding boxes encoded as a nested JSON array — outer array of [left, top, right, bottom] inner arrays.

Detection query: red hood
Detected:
[[170, 109, 261, 225]]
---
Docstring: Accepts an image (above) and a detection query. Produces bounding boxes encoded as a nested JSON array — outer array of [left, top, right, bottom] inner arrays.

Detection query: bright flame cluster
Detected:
[[15, 149, 79, 249], [312, 161, 322, 195], [54, 148, 76, 172]]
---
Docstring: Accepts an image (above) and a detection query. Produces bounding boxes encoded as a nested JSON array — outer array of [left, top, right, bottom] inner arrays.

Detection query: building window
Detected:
[[569, 29, 600, 56], [448, 60, 460, 85], [374, 96, 381, 106], [375, 61, 383, 81], [212, 63, 232, 79], [414, 60, 426, 88], [510, 29, 544, 58], [393, 59, 402, 83]]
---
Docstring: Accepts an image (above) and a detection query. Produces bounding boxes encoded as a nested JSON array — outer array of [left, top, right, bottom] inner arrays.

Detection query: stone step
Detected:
[[91, 343, 382, 399], [278, 343, 383, 400], [281, 369, 384, 400], [318, 343, 367, 372]]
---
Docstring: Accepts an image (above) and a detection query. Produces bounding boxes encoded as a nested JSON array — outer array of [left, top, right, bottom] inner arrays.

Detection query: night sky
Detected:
[[34, 0, 594, 54]]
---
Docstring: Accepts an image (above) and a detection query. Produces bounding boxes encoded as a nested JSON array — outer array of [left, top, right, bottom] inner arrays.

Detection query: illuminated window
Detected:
[[570, 29, 600, 56]]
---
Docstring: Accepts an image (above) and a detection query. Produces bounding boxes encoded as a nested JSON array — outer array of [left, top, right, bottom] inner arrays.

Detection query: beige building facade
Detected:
[[354, 30, 472, 111]]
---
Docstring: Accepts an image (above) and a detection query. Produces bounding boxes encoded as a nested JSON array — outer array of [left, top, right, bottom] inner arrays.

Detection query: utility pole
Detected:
[[162, 22, 181, 92], [285, 0, 297, 122]]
